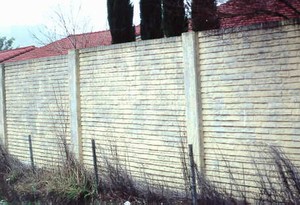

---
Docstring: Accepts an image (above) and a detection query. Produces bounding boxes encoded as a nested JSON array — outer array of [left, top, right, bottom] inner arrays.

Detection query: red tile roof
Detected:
[[219, 0, 300, 28], [0, 46, 36, 63], [7, 26, 141, 63], [4, 1, 300, 63]]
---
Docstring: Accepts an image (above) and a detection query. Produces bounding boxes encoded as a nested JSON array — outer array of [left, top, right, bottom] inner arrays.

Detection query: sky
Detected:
[[0, 0, 140, 47], [0, 0, 227, 47]]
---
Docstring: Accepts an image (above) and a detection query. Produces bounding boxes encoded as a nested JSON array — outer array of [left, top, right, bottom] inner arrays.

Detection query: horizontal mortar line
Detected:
[[205, 155, 300, 164], [5, 63, 67, 70], [199, 37, 300, 50], [200, 46, 300, 58], [80, 72, 184, 79], [204, 132, 300, 138], [200, 68, 300, 77], [200, 73, 300, 81], [83, 166, 184, 180], [5, 76, 68, 82], [6, 122, 70, 127], [201, 69, 299, 80], [83, 145, 185, 156], [80, 123, 185, 132], [201, 87, 300, 93], [6, 130, 70, 137], [204, 148, 300, 156], [81, 120, 185, 127], [81, 128, 184, 137], [80, 112, 185, 117], [82, 158, 184, 172], [5, 60, 67, 67], [79, 61, 184, 68], [199, 41, 300, 54], [201, 97, 300, 102], [202, 106, 300, 110], [82, 141, 184, 148], [79, 61, 183, 69], [80, 65, 183, 73], [200, 64, 300, 73], [198, 30, 300, 43], [200, 57, 300, 66], [81, 118, 185, 124], [80, 45, 182, 55], [79, 87, 184, 92], [78, 100, 184, 104], [79, 49, 183, 57], [80, 71, 184, 77], [79, 60, 183, 68], [203, 125, 300, 130], [80, 86, 184, 90], [81, 117, 185, 123], [205, 147, 299, 155], [201, 113, 300, 117], [83, 149, 183, 160], [202, 129, 300, 136], [200, 45, 300, 56], [79, 83, 185, 87], [5, 67, 68, 75], [81, 129, 184, 138], [5, 70, 68, 75], [4, 80, 68, 86], [79, 82, 183, 86], [79, 89, 185, 93], [79, 94, 185, 98], [80, 76, 184, 83], [80, 53, 183, 61], [201, 64, 299, 72], [80, 54, 183, 60], [204, 135, 300, 141]]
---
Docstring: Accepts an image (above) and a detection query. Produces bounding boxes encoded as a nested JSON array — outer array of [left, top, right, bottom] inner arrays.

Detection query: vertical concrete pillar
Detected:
[[182, 32, 205, 173], [0, 64, 7, 148], [68, 50, 83, 162]]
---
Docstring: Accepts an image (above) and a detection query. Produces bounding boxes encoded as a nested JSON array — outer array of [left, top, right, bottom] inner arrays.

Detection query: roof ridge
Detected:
[[0, 45, 35, 54]]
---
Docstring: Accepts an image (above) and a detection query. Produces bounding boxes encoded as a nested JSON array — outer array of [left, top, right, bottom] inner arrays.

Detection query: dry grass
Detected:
[[1, 141, 300, 204]]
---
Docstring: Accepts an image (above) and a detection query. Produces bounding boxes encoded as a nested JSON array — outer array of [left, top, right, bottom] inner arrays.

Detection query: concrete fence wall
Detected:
[[0, 20, 300, 192]]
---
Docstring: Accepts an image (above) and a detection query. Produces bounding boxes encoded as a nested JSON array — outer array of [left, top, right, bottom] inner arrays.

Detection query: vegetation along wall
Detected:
[[0, 19, 299, 195]]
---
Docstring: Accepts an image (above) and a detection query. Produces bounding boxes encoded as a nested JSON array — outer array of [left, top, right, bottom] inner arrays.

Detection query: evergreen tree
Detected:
[[162, 0, 188, 37], [107, 0, 135, 44], [0, 37, 15, 51], [140, 0, 164, 40], [192, 0, 220, 31]]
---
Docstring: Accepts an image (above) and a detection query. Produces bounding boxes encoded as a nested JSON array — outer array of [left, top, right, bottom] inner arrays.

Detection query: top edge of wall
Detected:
[[198, 17, 300, 37], [2, 55, 68, 67], [79, 36, 182, 54]]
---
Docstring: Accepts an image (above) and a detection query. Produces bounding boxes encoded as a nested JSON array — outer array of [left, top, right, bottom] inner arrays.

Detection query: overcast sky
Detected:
[[0, 0, 227, 47]]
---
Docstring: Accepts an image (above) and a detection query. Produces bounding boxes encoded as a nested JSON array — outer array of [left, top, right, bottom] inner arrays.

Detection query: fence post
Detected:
[[68, 49, 83, 162], [0, 64, 7, 148], [182, 32, 205, 173]]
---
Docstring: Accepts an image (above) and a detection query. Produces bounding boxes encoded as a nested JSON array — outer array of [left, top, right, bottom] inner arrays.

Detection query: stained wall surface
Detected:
[[199, 22, 300, 195], [4, 56, 70, 166]]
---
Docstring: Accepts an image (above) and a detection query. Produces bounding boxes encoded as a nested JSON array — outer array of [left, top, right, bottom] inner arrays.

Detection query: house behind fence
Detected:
[[0, 19, 300, 198]]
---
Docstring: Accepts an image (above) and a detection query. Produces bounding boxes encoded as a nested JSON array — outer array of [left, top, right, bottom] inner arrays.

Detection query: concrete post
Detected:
[[68, 50, 83, 162], [182, 32, 205, 173], [0, 64, 7, 148]]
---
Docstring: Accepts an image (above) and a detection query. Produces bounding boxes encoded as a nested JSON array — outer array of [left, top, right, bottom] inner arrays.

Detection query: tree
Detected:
[[107, 0, 135, 44], [218, 0, 300, 21], [191, 0, 220, 31], [140, 0, 164, 40], [0, 37, 15, 51], [31, 3, 93, 53], [162, 0, 188, 37]]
